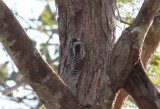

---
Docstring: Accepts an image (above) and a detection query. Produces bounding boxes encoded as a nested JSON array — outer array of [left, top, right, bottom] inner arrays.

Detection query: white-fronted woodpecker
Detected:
[[70, 38, 85, 75]]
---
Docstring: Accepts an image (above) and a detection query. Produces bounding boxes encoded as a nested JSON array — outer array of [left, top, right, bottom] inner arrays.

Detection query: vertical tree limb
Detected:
[[56, 0, 117, 106]]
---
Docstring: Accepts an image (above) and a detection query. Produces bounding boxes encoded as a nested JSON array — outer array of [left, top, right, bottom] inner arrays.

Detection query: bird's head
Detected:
[[71, 38, 81, 45]]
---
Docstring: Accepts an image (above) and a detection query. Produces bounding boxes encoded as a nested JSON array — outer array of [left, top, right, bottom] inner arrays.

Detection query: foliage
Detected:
[[0, 61, 8, 79], [124, 99, 137, 109], [0, 0, 159, 109], [0, 0, 58, 108], [38, 4, 57, 26], [147, 51, 160, 88], [117, 0, 160, 108], [116, 0, 142, 29]]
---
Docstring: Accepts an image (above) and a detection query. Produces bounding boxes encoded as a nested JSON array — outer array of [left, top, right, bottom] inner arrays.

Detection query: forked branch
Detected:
[[97, 0, 160, 108], [114, 10, 160, 109], [125, 61, 160, 109], [110, 0, 160, 87]]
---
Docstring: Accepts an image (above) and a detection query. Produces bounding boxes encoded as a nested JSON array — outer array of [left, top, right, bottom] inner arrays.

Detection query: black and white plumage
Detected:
[[70, 38, 85, 75]]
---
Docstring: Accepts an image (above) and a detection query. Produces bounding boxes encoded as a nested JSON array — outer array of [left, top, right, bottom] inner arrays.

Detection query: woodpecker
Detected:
[[70, 38, 85, 75]]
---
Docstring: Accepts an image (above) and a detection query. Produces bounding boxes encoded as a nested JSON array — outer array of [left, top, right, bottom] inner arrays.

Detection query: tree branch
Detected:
[[97, 0, 160, 108], [41, 32, 54, 55], [0, 1, 80, 108], [48, 57, 59, 64], [0, 82, 25, 96], [125, 61, 160, 109], [141, 12, 160, 68], [0, 78, 8, 88], [113, 10, 160, 109], [115, 4, 130, 25], [110, 0, 160, 88], [112, 89, 128, 109]]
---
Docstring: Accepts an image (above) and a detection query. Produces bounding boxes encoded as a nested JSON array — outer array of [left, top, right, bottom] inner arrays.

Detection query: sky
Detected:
[[0, 0, 144, 109], [0, 0, 49, 108]]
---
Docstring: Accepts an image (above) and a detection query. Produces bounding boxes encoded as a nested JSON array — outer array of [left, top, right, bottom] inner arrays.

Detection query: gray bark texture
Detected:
[[0, 1, 80, 109], [0, 0, 160, 109], [57, 0, 116, 106], [113, 10, 160, 109]]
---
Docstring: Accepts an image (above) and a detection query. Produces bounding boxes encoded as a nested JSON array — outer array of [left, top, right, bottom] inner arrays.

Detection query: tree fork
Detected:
[[114, 11, 160, 109], [0, 0, 160, 109], [125, 61, 160, 109]]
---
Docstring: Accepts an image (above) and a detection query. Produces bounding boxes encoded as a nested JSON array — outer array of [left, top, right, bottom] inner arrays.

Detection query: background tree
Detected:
[[0, 0, 160, 109]]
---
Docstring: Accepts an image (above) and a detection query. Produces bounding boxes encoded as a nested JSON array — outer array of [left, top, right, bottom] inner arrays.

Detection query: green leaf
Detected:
[[45, 48, 51, 61], [38, 5, 57, 26], [0, 61, 9, 78]]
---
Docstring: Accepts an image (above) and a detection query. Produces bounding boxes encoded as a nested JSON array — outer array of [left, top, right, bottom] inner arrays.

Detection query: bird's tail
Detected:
[[72, 66, 79, 75]]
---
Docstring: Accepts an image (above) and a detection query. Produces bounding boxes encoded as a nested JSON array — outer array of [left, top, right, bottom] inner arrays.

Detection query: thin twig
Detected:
[[48, 57, 59, 64], [15, 13, 59, 34], [0, 78, 8, 88], [0, 82, 25, 96], [116, 4, 130, 25], [41, 32, 55, 55]]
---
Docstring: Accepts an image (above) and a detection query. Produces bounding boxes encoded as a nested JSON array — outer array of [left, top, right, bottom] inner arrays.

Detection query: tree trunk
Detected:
[[0, 0, 160, 109], [57, 0, 116, 106], [56, 0, 160, 108]]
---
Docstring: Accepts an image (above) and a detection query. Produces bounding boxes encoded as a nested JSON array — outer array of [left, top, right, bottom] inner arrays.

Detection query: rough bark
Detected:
[[0, 1, 80, 109], [96, 1, 160, 108], [57, 0, 160, 108], [56, 0, 116, 106], [0, 0, 160, 109], [125, 61, 160, 109], [114, 11, 160, 109], [141, 12, 160, 68], [110, 0, 159, 85], [113, 89, 128, 109]]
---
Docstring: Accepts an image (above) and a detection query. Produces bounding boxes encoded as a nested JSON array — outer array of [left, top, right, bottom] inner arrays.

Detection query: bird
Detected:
[[70, 38, 85, 75]]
